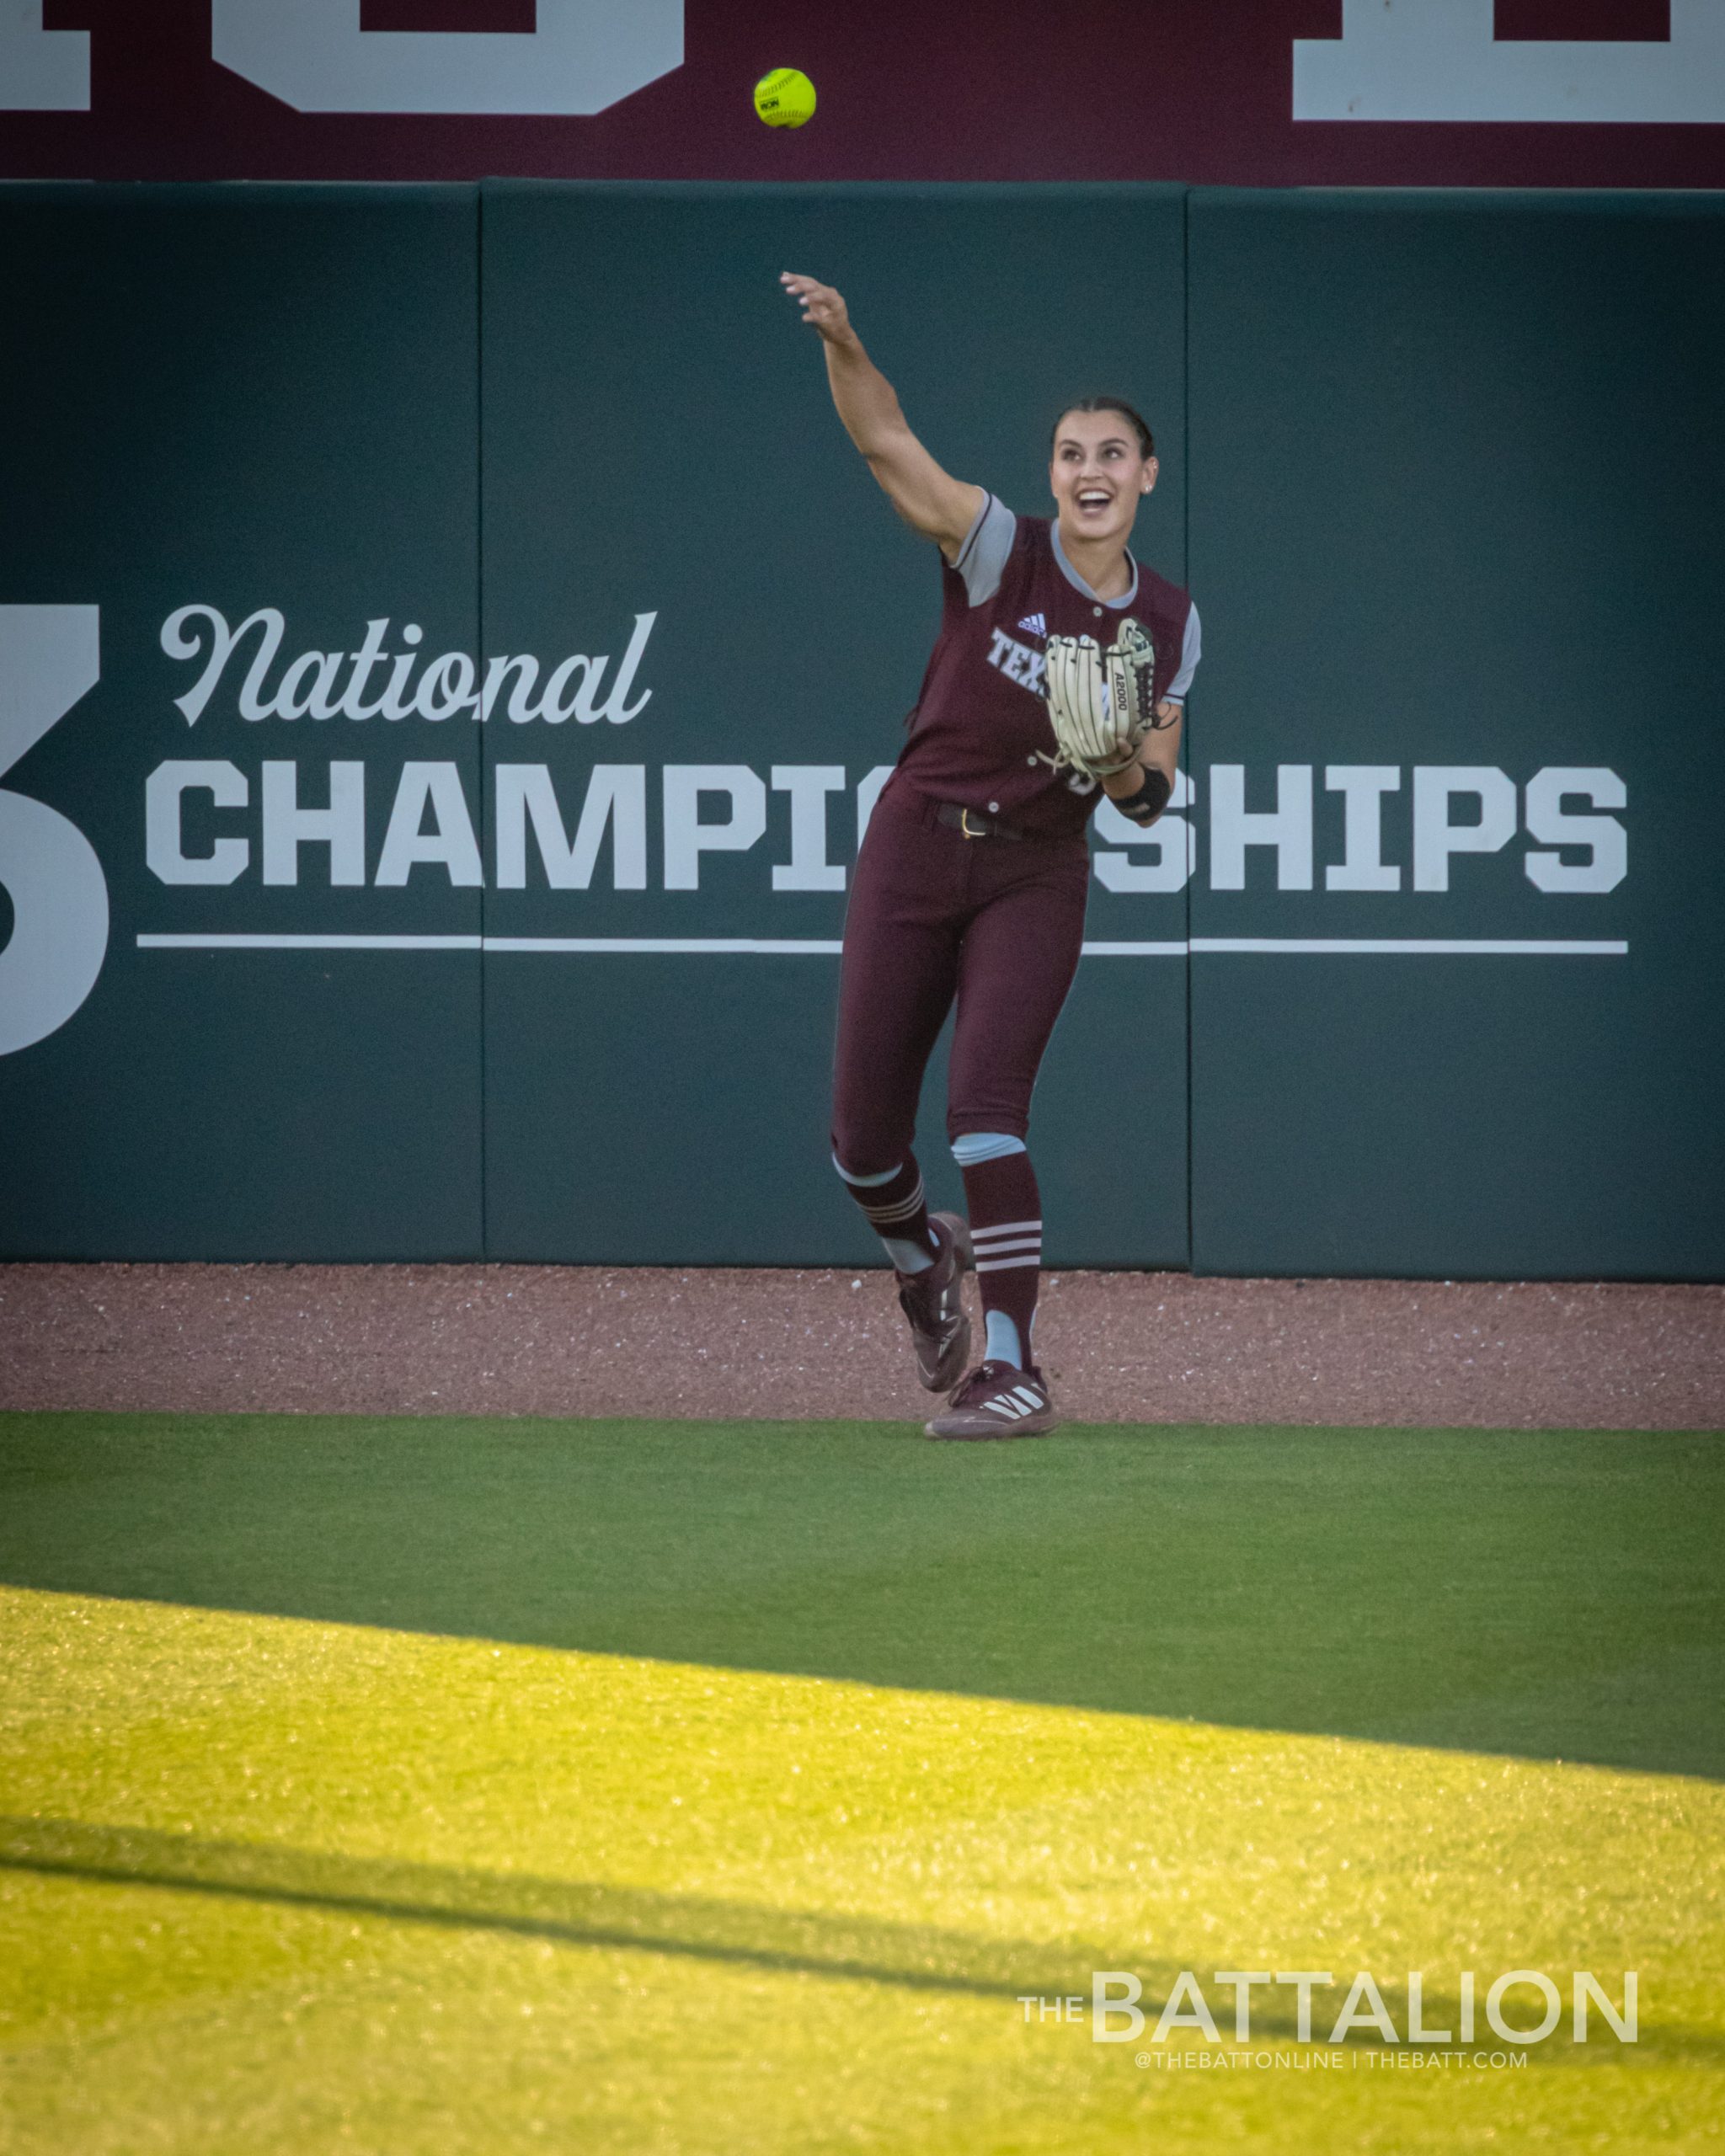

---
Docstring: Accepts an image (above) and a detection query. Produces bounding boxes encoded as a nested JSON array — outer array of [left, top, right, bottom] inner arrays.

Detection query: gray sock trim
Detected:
[[834, 1154, 904, 1187], [951, 1132, 1027, 1166]]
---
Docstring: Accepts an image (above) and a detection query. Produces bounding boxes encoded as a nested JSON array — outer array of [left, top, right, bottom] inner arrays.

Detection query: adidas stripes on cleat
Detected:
[[924, 1360, 1060, 1440]]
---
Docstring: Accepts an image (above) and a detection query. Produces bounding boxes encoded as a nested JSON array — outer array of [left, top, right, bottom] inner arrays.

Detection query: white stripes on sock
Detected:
[[973, 1217, 1041, 1274], [861, 1176, 927, 1229]]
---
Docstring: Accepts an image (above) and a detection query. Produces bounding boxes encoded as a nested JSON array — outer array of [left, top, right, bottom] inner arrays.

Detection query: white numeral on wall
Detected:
[[0, 2, 89, 111], [0, 607, 107, 1054], [211, 0, 683, 116]]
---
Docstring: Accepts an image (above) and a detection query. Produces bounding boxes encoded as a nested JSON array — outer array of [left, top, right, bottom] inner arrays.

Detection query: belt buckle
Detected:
[[959, 807, 986, 840]]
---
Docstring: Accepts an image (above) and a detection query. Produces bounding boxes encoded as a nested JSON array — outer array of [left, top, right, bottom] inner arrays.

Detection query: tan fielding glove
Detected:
[[1103, 619, 1165, 743], [1043, 634, 1140, 779]]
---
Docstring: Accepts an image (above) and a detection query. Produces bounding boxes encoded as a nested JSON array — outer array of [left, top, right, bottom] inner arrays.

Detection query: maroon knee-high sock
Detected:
[[960, 1151, 1042, 1370], [838, 1153, 937, 1272]]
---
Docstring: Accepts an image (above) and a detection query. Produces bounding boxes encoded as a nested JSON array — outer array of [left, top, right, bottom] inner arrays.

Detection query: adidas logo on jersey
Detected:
[[1017, 613, 1047, 638]]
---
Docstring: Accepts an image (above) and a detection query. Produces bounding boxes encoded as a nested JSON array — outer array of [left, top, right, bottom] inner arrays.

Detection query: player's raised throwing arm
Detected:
[[781, 273, 982, 563]]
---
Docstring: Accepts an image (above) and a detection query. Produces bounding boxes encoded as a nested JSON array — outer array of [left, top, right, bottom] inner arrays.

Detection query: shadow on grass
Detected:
[[1, 1414, 1722, 1778], [0, 1813, 1693, 2064]]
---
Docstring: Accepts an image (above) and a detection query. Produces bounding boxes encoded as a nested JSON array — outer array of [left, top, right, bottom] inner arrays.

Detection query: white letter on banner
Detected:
[[413, 652, 479, 723], [375, 762, 483, 887], [0, 606, 105, 1055], [1325, 765, 1401, 891], [1413, 766, 1517, 892], [212, 0, 682, 116], [1093, 769, 1195, 893], [262, 761, 366, 887], [663, 766, 766, 891], [1210, 764, 1313, 890], [1524, 767, 1626, 894], [494, 764, 645, 890], [147, 761, 249, 885], [162, 606, 285, 728], [0, 3, 88, 111], [597, 611, 656, 725], [771, 766, 846, 892], [483, 655, 542, 726]]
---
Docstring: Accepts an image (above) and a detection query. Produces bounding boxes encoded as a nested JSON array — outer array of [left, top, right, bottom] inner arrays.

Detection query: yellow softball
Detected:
[[753, 67, 817, 129]]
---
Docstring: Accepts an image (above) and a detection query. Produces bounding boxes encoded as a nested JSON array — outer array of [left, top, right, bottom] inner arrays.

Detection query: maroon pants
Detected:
[[830, 779, 1091, 1175]]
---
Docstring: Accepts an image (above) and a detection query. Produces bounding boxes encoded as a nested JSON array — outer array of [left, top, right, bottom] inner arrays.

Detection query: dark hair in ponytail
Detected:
[[1050, 397, 1156, 459]]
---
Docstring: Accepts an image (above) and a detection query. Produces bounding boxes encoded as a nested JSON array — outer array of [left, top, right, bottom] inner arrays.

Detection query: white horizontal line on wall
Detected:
[[1078, 942, 1190, 957], [484, 937, 846, 955], [135, 932, 847, 954], [1188, 938, 1630, 956], [136, 932, 483, 951], [137, 933, 1629, 958]]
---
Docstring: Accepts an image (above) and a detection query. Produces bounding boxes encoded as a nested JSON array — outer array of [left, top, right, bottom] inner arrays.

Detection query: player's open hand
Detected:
[[781, 273, 853, 344]]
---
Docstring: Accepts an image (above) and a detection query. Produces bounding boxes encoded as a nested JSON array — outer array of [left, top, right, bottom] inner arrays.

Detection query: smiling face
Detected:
[[1049, 407, 1158, 553]]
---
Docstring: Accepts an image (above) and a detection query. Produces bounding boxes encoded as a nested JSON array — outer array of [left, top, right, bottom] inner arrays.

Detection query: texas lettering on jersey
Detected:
[[985, 625, 1048, 695], [895, 512, 1193, 840]]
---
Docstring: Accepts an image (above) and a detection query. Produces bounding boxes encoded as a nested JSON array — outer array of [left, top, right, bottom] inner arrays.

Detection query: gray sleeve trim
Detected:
[[952, 492, 1017, 608], [1164, 602, 1201, 702]]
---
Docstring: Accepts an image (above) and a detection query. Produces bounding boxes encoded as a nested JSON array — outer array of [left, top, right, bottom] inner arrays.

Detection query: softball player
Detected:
[[783, 272, 1199, 1438]]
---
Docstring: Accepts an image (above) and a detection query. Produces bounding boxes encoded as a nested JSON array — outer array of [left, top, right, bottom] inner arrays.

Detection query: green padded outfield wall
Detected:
[[1, 182, 1719, 1276], [0, 185, 483, 1261], [478, 184, 1190, 1267], [1186, 191, 1725, 1280]]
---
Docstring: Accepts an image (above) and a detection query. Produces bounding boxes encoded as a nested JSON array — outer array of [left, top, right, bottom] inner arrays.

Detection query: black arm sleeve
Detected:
[[1114, 766, 1173, 826]]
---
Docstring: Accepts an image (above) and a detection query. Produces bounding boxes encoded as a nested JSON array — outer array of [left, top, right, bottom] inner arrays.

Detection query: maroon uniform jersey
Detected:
[[893, 497, 1198, 840]]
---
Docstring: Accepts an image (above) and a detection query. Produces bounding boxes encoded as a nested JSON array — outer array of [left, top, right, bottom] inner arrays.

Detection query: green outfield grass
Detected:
[[1, 1414, 1721, 2152]]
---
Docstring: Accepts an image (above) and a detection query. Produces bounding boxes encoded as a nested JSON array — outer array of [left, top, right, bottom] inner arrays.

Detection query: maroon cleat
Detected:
[[896, 1211, 974, 1392], [925, 1360, 1060, 1441]]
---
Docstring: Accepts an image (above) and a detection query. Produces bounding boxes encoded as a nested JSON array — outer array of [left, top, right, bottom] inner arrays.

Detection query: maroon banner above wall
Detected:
[[3, 0, 1722, 187]]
